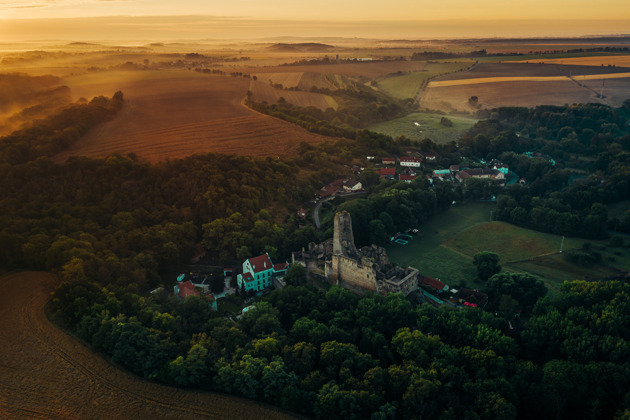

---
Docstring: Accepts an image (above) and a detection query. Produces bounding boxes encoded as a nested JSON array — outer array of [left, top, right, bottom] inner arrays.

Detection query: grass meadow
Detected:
[[386, 203, 630, 293], [368, 111, 477, 144], [377, 62, 473, 99]]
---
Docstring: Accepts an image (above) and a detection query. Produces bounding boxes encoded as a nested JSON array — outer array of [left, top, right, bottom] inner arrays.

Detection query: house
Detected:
[[425, 154, 436, 161], [456, 168, 505, 182], [342, 179, 363, 192], [399, 174, 417, 183], [379, 167, 396, 179], [237, 253, 289, 293], [420, 276, 449, 293], [381, 157, 396, 165], [492, 163, 509, 175], [399, 157, 422, 167], [319, 179, 345, 198], [456, 288, 488, 308], [174, 280, 200, 299], [449, 165, 460, 172]]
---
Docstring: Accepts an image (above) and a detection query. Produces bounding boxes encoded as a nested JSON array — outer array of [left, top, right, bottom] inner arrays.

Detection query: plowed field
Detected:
[[54, 70, 329, 163], [0, 271, 296, 420]]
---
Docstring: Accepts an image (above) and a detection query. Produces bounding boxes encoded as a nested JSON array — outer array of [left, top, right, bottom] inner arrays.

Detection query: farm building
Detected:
[[237, 253, 289, 293], [400, 157, 423, 167]]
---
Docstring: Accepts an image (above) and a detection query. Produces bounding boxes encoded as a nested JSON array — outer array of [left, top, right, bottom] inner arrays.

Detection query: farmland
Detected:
[[376, 61, 473, 99], [515, 55, 630, 68], [368, 111, 477, 144], [53, 70, 330, 163], [248, 79, 338, 110], [0, 271, 295, 420], [386, 204, 627, 292], [421, 62, 630, 111]]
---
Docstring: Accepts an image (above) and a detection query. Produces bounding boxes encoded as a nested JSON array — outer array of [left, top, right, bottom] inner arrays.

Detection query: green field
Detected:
[[377, 62, 473, 99], [387, 203, 630, 293], [369, 112, 477, 144], [386, 202, 495, 285]]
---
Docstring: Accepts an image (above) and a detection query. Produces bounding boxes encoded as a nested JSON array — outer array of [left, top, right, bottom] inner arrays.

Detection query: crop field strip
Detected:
[[428, 72, 630, 87], [0, 272, 297, 419]]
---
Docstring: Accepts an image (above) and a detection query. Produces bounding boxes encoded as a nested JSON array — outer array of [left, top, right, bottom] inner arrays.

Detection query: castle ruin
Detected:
[[323, 211, 419, 295]]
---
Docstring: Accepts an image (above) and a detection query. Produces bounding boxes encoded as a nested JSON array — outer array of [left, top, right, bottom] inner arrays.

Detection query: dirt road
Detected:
[[0, 272, 297, 419]]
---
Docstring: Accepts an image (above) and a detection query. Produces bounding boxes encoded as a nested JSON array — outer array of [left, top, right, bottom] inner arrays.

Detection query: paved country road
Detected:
[[0, 271, 298, 420]]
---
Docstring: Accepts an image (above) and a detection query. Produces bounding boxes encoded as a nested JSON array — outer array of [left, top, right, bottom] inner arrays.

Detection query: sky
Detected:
[[1, 0, 630, 41]]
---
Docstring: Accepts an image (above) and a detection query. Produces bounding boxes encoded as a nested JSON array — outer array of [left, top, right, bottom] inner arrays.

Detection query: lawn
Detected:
[[386, 202, 496, 285], [368, 112, 477, 144], [377, 62, 473, 99], [386, 203, 629, 293]]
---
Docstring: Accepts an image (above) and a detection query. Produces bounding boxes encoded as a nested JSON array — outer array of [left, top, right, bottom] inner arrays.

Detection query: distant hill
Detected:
[[268, 43, 335, 52]]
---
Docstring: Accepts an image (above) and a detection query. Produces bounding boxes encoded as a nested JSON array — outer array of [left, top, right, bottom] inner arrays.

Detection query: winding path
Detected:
[[0, 272, 297, 420]]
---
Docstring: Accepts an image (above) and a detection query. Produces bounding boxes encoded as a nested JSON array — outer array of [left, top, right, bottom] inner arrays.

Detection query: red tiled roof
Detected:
[[274, 262, 289, 271], [243, 272, 255, 283], [399, 174, 417, 181], [400, 157, 422, 163], [379, 168, 396, 175], [178, 281, 200, 298], [422, 276, 447, 291], [249, 254, 273, 273]]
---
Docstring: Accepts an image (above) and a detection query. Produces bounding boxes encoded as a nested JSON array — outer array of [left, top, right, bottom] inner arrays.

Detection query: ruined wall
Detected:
[[333, 255, 378, 292]]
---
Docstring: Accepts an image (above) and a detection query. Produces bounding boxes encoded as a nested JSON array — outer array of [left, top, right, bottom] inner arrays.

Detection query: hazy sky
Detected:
[[1, 0, 630, 40]]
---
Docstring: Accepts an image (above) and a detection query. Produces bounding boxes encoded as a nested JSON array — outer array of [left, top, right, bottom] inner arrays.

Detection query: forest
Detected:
[[2, 91, 630, 418]]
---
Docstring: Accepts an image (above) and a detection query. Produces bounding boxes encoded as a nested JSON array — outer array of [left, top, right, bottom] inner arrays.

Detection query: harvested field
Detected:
[[54, 70, 330, 163], [421, 80, 598, 112], [516, 55, 630, 68], [249, 80, 337, 110], [0, 271, 296, 420], [420, 62, 630, 111], [428, 72, 630, 88]]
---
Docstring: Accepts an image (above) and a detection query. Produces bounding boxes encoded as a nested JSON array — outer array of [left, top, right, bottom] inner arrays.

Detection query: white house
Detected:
[[399, 157, 422, 167]]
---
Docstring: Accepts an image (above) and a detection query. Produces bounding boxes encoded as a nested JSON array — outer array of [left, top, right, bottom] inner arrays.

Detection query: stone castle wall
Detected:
[[332, 254, 378, 292]]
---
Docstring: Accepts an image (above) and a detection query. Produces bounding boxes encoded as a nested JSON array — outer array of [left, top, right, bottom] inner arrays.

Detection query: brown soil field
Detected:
[[421, 80, 600, 112], [53, 70, 330, 163], [516, 55, 630, 68], [298, 72, 336, 90], [0, 271, 297, 420], [249, 80, 337, 110]]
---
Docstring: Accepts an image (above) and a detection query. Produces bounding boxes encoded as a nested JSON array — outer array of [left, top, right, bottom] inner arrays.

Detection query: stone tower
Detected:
[[333, 211, 358, 257]]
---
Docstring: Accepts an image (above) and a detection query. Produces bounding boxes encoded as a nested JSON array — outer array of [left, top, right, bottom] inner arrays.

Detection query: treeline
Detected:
[[0, 151, 331, 282], [0, 92, 124, 164], [410, 50, 487, 60], [459, 103, 630, 239], [248, 84, 415, 130], [50, 275, 630, 419]]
